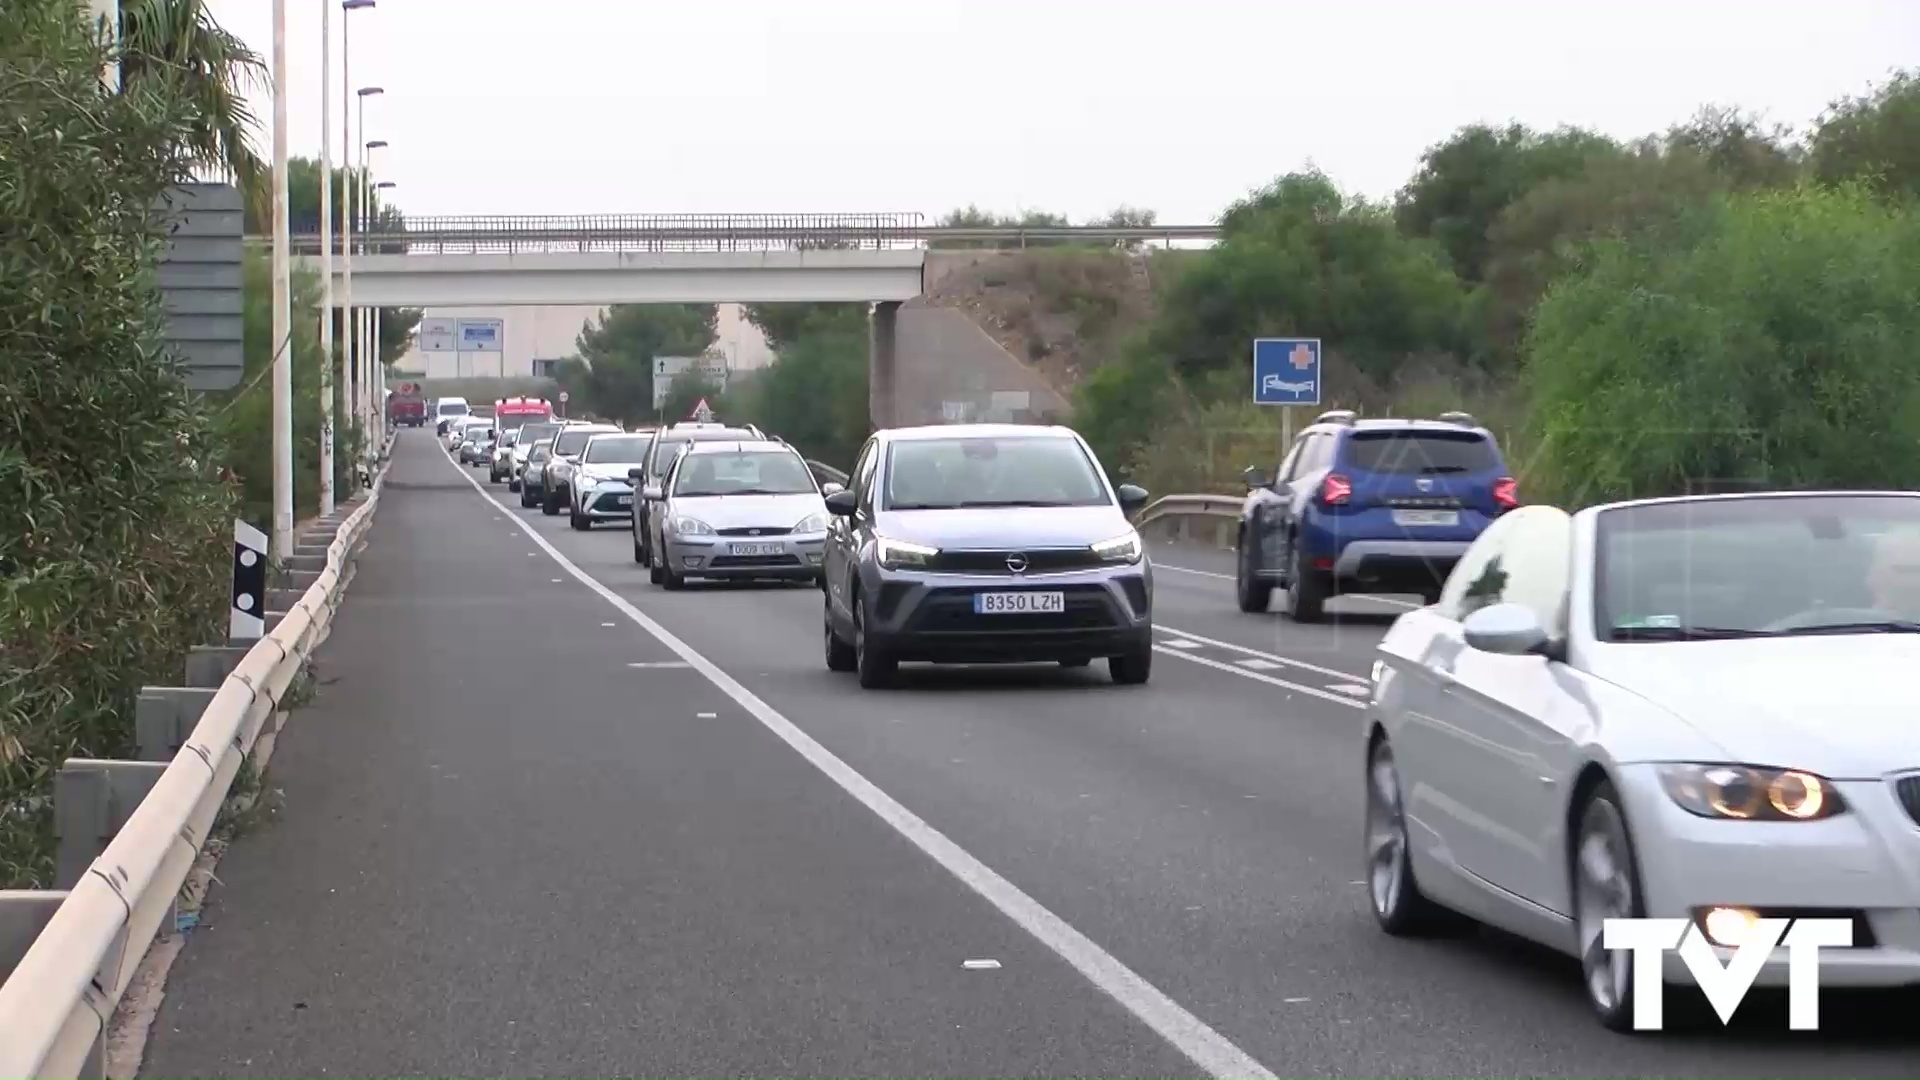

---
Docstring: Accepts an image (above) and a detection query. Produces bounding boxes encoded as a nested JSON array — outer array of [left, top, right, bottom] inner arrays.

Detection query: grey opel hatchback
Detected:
[[820, 424, 1153, 688]]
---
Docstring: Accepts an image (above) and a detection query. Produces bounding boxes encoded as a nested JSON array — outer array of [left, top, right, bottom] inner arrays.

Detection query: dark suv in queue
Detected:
[[1234, 410, 1516, 621], [821, 424, 1153, 688]]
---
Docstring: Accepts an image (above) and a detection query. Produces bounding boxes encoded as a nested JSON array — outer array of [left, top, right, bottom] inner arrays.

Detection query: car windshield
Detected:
[[883, 436, 1109, 510], [583, 435, 651, 464], [673, 450, 816, 497], [553, 428, 609, 456], [1595, 494, 1920, 641], [528, 441, 552, 461], [648, 438, 690, 481], [1343, 431, 1495, 475], [437, 403, 467, 417], [517, 423, 559, 446]]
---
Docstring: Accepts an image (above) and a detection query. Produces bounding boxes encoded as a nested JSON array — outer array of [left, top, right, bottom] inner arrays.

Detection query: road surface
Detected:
[[142, 431, 1918, 1078]]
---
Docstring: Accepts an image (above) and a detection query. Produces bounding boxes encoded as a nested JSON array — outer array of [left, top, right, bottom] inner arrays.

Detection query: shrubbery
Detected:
[[0, 0, 237, 887]]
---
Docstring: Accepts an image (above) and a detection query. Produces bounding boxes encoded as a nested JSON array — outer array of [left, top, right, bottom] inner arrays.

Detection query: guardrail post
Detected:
[[185, 644, 251, 688], [135, 687, 219, 762], [53, 761, 167, 890], [0, 890, 68, 984]]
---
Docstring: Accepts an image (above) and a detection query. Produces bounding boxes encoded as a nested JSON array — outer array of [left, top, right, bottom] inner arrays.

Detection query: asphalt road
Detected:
[[143, 431, 1919, 1078]]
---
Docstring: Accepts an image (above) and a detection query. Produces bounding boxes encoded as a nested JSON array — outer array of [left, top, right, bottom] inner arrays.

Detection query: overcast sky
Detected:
[[207, 0, 1917, 225]]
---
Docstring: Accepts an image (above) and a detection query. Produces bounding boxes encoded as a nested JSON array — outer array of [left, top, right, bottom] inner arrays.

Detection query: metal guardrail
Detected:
[[268, 213, 1223, 256], [0, 483, 385, 1079], [1134, 493, 1244, 549]]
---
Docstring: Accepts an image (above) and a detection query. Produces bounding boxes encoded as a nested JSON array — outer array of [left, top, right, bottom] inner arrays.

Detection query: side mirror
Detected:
[[824, 489, 859, 516], [820, 481, 846, 497], [1241, 466, 1269, 489], [1462, 602, 1549, 656], [628, 467, 646, 481], [642, 485, 664, 501], [1114, 483, 1150, 512]]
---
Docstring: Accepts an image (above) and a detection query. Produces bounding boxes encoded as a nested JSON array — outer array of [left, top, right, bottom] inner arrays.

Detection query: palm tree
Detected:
[[117, 0, 267, 212]]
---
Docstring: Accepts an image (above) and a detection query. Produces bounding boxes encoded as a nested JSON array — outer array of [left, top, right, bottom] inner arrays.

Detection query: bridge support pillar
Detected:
[[869, 300, 899, 429]]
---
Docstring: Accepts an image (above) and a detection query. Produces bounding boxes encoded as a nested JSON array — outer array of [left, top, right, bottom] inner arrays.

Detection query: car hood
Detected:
[[672, 493, 825, 529], [873, 505, 1131, 550], [1586, 635, 1920, 778]]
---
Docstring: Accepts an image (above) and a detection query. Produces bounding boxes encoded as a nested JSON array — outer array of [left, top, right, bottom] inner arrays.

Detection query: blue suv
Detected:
[[1234, 411, 1516, 621]]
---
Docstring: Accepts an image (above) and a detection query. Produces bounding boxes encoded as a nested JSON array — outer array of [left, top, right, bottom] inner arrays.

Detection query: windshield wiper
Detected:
[[727, 488, 802, 496], [1775, 620, 1920, 636], [951, 499, 1080, 508], [1609, 625, 1774, 642]]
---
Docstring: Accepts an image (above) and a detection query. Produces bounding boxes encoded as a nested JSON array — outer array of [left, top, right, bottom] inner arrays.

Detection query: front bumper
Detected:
[[858, 563, 1153, 663], [1621, 765, 1920, 988], [664, 531, 828, 581], [577, 484, 638, 520]]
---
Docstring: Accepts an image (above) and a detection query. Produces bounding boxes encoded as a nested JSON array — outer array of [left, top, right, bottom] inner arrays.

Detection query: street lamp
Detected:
[[340, 0, 375, 484], [268, 0, 293, 557], [355, 113, 385, 449], [318, 0, 336, 515]]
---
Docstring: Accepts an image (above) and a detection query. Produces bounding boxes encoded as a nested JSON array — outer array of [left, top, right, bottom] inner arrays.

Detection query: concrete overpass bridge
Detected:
[[275, 212, 1224, 427]]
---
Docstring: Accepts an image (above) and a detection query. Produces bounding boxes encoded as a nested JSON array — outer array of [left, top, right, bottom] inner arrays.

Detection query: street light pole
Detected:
[[340, 0, 374, 483], [269, 0, 294, 559], [373, 178, 397, 453], [357, 91, 384, 460], [317, 0, 335, 515]]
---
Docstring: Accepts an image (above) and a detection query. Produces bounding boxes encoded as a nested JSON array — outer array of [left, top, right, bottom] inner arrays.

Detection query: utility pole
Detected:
[[269, 0, 294, 559]]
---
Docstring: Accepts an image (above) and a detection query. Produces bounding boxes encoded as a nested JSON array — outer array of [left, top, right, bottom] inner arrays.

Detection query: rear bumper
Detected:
[[1330, 539, 1468, 589]]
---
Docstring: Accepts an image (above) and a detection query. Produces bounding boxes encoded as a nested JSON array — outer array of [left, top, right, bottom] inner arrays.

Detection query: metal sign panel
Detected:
[[1252, 337, 1322, 406], [652, 354, 730, 409], [418, 318, 458, 352], [457, 318, 503, 352], [154, 184, 243, 391]]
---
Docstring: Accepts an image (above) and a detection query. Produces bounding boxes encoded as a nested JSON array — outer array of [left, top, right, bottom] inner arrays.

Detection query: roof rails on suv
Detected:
[[1436, 411, 1479, 428], [1313, 409, 1357, 426]]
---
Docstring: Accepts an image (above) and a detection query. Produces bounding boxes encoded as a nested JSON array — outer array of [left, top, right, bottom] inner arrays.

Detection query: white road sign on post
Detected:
[[457, 319, 503, 352], [417, 318, 458, 352]]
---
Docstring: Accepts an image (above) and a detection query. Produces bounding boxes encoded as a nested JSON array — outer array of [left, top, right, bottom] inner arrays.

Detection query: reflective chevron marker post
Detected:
[[231, 518, 270, 639]]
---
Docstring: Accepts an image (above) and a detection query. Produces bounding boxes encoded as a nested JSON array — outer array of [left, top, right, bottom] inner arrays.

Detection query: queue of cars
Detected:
[[448, 414, 1158, 687]]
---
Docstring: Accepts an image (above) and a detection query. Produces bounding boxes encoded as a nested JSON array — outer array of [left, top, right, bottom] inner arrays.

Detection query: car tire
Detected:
[[1107, 643, 1152, 685], [1365, 735, 1463, 937], [519, 486, 537, 508], [509, 478, 521, 493], [541, 488, 561, 515], [662, 561, 686, 590], [1286, 538, 1328, 623], [1573, 778, 1659, 1033], [1236, 530, 1273, 613], [632, 530, 648, 565], [569, 505, 590, 530], [824, 593, 857, 672], [853, 595, 895, 688]]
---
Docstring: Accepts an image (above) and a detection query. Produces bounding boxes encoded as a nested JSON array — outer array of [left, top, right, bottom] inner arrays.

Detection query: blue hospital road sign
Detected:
[[1252, 337, 1322, 406]]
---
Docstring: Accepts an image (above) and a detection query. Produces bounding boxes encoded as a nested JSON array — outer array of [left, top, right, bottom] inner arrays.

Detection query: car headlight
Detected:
[[1656, 764, 1846, 821], [672, 515, 714, 536], [1091, 529, 1143, 564], [793, 512, 828, 535], [876, 536, 937, 569]]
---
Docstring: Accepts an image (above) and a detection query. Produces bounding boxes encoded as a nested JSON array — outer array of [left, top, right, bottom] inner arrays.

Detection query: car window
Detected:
[[672, 450, 816, 497], [517, 423, 558, 446], [553, 428, 611, 456], [649, 438, 691, 482], [850, 438, 878, 512], [1594, 494, 1920, 641], [1343, 430, 1496, 475], [583, 435, 651, 464], [882, 436, 1108, 511], [527, 441, 553, 462], [1276, 435, 1307, 483], [437, 403, 468, 417]]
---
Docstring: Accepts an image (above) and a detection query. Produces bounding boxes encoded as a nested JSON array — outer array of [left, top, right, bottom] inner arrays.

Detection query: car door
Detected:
[[633, 432, 661, 543], [1276, 432, 1333, 569], [826, 438, 877, 620], [1418, 507, 1585, 911], [1247, 434, 1306, 570]]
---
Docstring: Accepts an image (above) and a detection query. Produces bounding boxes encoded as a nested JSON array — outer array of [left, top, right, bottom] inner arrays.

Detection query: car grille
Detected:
[[716, 526, 792, 537], [924, 548, 1105, 575], [1893, 774, 1920, 827], [908, 586, 1120, 633], [709, 554, 802, 568], [589, 493, 633, 513]]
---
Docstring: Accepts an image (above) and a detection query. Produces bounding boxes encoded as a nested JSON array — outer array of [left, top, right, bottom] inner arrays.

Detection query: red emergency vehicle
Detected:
[[493, 396, 554, 432]]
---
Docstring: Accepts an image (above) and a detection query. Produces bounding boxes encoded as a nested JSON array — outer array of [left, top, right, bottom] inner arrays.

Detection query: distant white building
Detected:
[[394, 303, 776, 379]]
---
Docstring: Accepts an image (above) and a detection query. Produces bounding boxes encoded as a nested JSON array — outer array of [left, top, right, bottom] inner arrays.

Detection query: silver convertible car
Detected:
[[1364, 491, 1920, 1030]]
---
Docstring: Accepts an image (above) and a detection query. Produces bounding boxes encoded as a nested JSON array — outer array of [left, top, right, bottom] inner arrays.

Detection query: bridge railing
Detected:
[[277, 213, 1223, 256], [0, 479, 386, 1080]]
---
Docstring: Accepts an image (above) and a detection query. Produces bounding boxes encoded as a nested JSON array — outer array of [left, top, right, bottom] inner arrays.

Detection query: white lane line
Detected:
[[1235, 658, 1281, 671], [1160, 638, 1202, 650], [1328, 684, 1369, 697], [628, 661, 693, 669], [1151, 646, 1366, 711], [1153, 562, 1420, 609], [442, 453, 1275, 1080], [1155, 625, 1369, 683]]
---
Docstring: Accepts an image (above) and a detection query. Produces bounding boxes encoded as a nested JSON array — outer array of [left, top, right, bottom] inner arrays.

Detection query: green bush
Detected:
[[1525, 184, 1920, 506], [0, 0, 237, 887]]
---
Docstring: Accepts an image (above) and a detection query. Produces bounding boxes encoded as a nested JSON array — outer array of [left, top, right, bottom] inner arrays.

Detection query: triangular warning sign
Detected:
[[689, 397, 715, 422]]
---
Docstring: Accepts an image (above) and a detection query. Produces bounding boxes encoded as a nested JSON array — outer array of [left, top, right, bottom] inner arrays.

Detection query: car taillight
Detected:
[[1493, 477, 1518, 510], [1320, 473, 1352, 506]]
